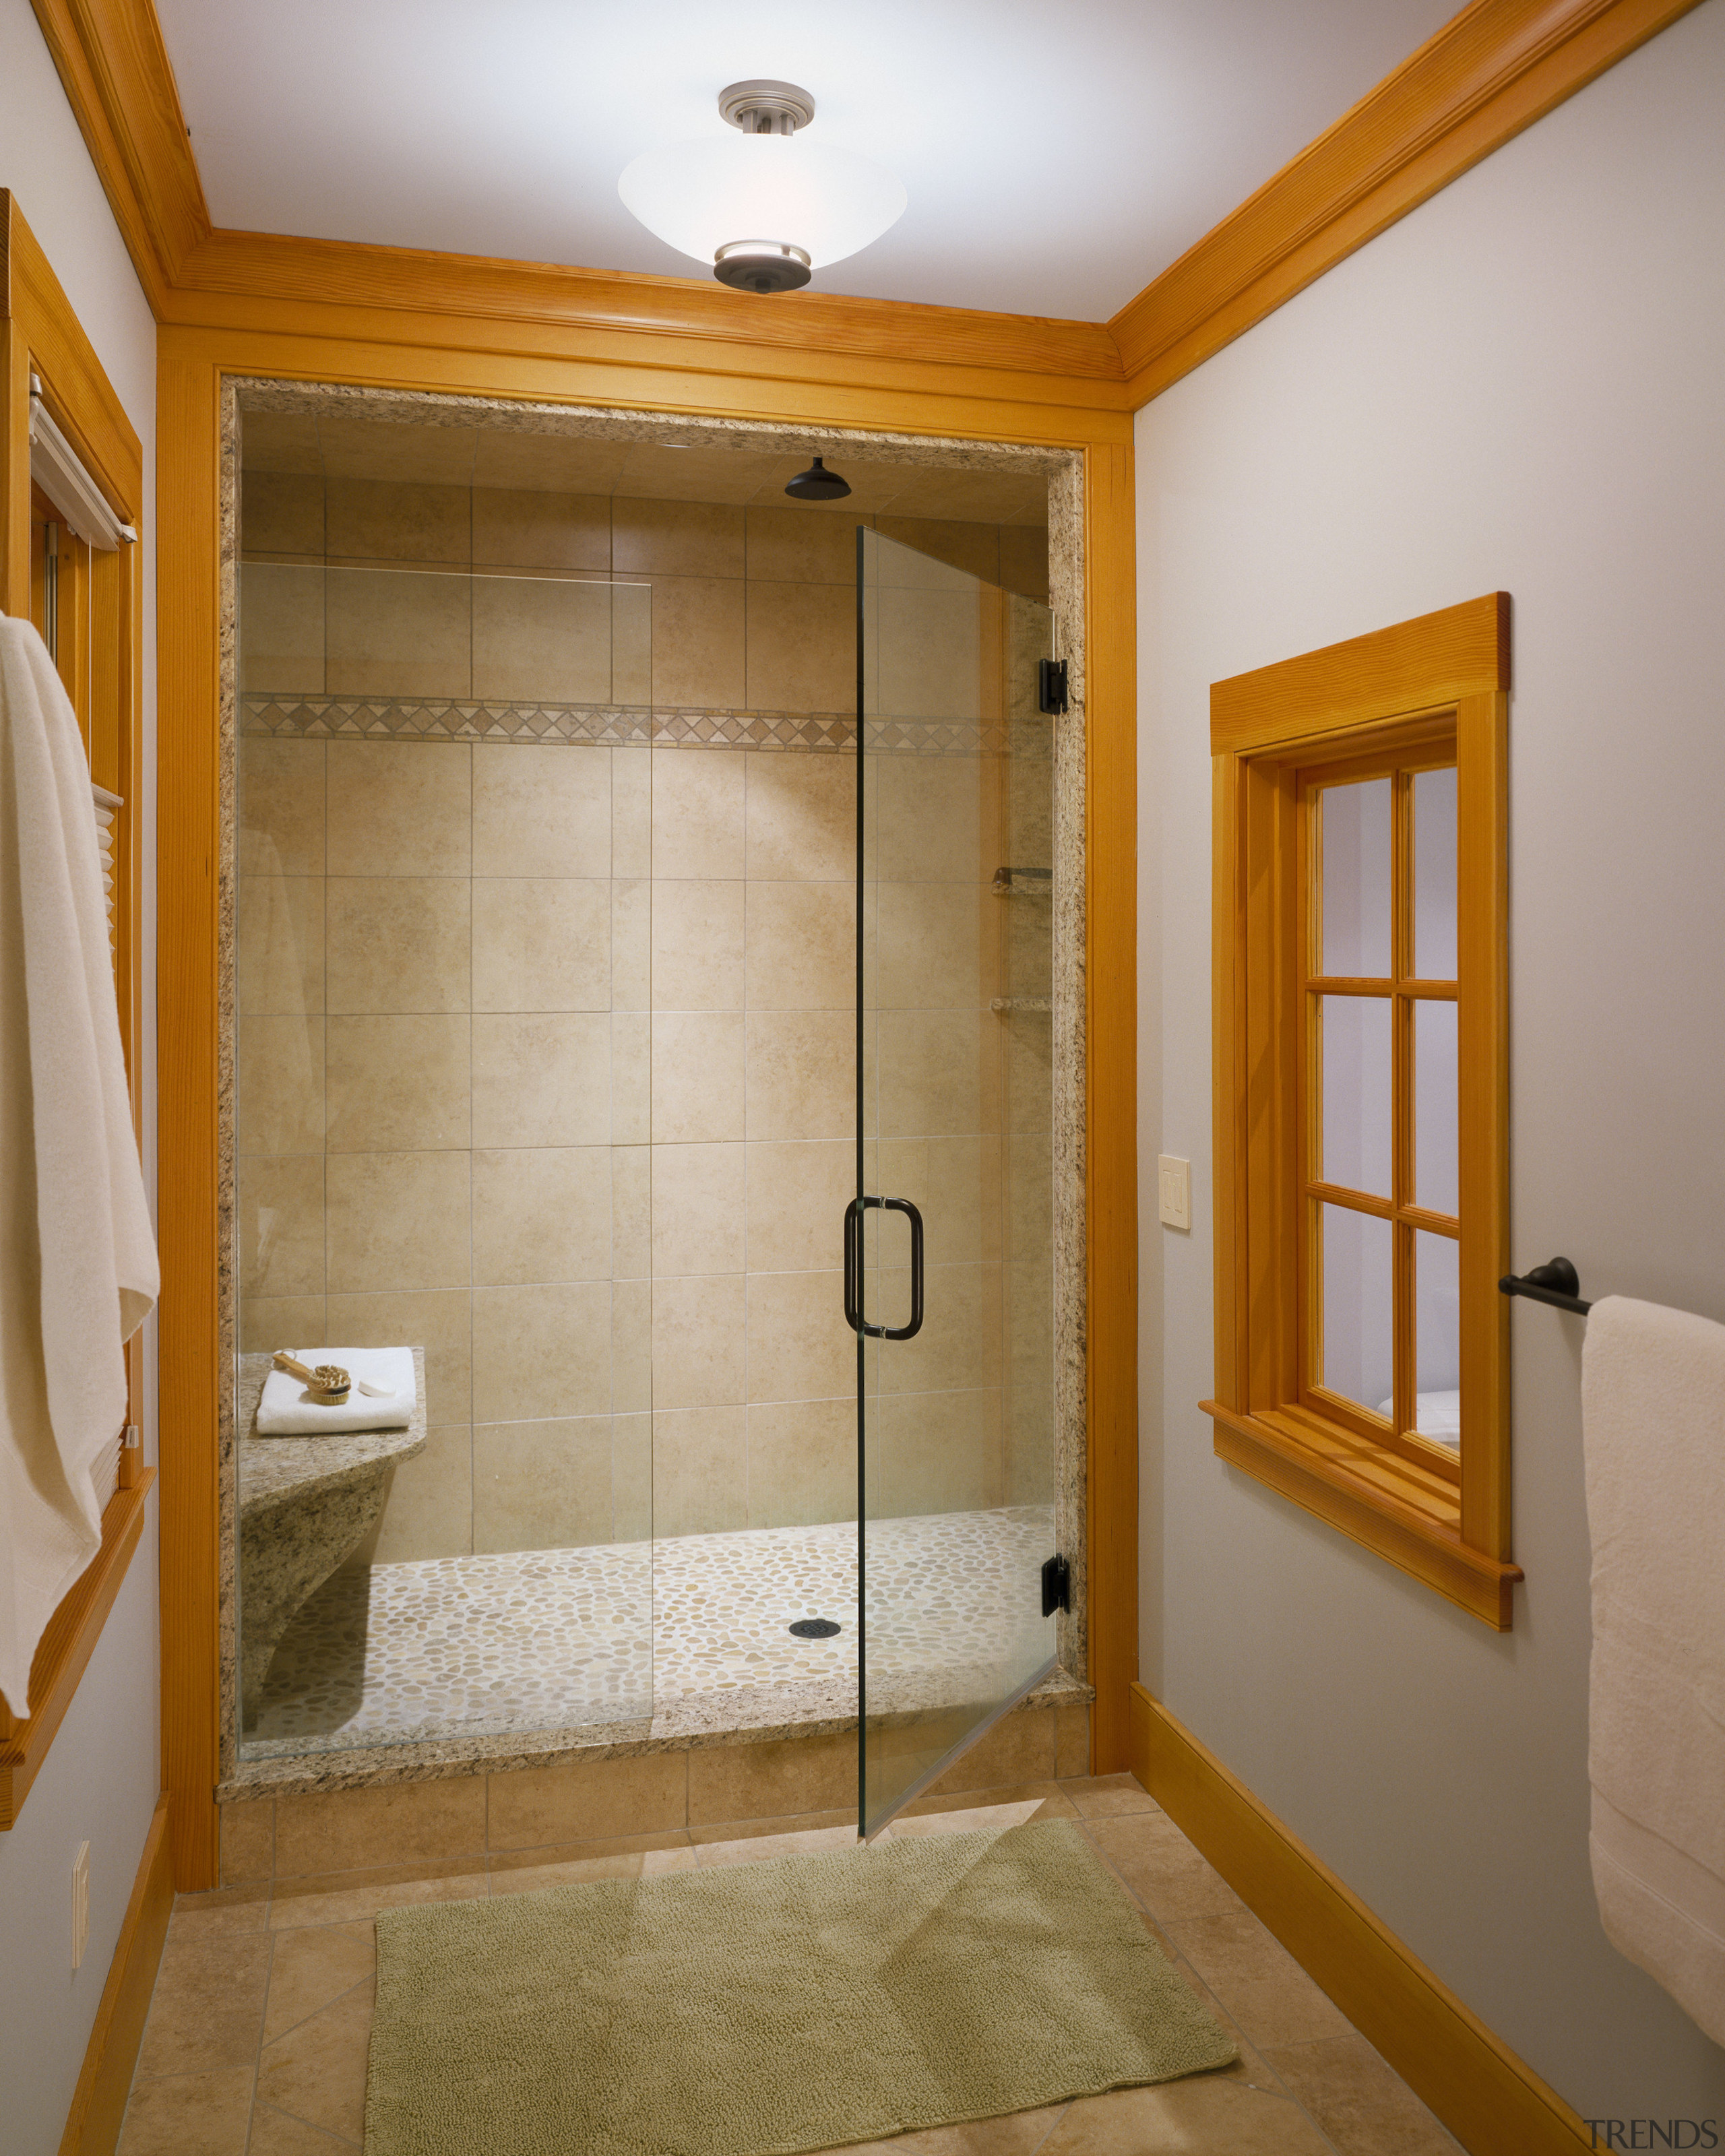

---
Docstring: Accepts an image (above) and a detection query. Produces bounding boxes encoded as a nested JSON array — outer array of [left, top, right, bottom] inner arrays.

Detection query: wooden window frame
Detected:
[[0, 190, 154, 1825], [1204, 595, 1517, 1628]]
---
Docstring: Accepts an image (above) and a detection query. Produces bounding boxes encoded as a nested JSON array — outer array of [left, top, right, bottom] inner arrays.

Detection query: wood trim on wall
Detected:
[[1129, 1685, 1592, 2156], [57, 1794, 173, 2156], [1108, 0, 1707, 406]]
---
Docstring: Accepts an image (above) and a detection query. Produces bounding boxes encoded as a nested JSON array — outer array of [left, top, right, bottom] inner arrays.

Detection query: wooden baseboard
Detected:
[[1129, 1685, 1589, 2156], [59, 1794, 172, 2156]]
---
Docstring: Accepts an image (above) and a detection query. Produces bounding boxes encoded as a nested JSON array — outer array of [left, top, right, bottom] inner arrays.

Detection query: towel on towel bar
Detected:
[[1583, 1294, 1725, 2043], [255, 1346, 416, 1435], [0, 619, 158, 1719]]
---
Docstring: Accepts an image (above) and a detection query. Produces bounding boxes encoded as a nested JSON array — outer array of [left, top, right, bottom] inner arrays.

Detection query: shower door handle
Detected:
[[843, 1195, 924, 1341]]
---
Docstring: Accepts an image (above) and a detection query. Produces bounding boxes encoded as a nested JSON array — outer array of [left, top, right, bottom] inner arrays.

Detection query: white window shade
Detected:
[[93, 783, 121, 955], [29, 378, 136, 551]]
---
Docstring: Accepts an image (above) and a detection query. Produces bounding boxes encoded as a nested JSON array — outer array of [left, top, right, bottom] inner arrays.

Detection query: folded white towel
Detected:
[[1583, 1294, 1725, 2046], [0, 619, 158, 1718], [1374, 1389, 1462, 1449], [255, 1347, 416, 1436]]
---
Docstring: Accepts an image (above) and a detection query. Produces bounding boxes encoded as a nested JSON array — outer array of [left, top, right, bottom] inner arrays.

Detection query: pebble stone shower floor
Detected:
[[247, 1508, 1057, 1754]]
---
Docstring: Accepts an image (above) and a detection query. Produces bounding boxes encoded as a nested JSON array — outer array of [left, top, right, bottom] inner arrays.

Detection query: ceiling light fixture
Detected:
[[619, 81, 906, 296]]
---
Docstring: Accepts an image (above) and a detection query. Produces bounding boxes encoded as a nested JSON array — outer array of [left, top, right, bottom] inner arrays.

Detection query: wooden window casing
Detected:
[[1204, 596, 1517, 1628]]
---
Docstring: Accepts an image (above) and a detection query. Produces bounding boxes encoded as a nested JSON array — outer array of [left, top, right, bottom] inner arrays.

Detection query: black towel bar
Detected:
[[1498, 1257, 1593, 1316]]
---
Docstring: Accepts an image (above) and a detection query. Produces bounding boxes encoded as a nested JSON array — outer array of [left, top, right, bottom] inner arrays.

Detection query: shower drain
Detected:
[[788, 1618, 841, 1639]]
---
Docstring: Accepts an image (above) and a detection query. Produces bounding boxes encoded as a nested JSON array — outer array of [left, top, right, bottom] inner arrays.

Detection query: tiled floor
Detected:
[[118, 1773, 1462, 2155]]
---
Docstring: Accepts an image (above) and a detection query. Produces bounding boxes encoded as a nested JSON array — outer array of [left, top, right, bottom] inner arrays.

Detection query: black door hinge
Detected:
[[1041, 1552, 1070, 1618], [1038, 658, 1068, 715]]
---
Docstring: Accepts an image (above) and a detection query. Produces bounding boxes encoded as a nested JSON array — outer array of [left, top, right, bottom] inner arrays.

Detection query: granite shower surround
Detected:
[[218, 376, 1090, 1787]]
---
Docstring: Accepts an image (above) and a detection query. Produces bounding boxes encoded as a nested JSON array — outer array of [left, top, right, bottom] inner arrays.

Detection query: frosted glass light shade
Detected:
[[619, 135, 906, 271]]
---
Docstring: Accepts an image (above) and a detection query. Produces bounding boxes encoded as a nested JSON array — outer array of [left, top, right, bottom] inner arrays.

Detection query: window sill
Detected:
[[0, 1467, 155, 1827], [1201, 1402, 1519, 1629]]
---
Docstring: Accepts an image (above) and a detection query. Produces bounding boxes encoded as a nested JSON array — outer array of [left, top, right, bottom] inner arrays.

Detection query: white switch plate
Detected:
[[71, 1841, 89, 1970], [1158, 1155, 1191, 1230]]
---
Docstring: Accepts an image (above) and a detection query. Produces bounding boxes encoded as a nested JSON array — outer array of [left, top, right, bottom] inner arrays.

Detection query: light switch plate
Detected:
[[1158, 1155, 1191, 1230]]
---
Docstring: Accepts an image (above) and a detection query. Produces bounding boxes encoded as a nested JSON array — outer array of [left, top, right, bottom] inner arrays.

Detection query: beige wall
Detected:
[[1135, 0, 1725, 2122], [237, 478, 1049, 1561]]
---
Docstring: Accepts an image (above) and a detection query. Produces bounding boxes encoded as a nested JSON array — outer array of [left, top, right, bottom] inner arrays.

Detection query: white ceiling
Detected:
[[153, 0, 1460, 321]]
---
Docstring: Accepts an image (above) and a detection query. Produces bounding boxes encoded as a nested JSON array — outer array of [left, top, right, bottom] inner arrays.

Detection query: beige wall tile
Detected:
[[324, 1015, 469, 1151], [610, 1013, 651, 1143], [651, 1141, 745, 1275], [611, 497, 743, 579], [239, 1294, 327, 1354], [686, 1733, 854, 1826], [237, 1015, 324, 1155], [238, 875, 324, 1016], [220, 1798, 275, 1884], [744, 503, 858, 585], [1055, 1703, 1091, 1779], [865, 1388, 1003, 1515], [745, 581, 855, 713], [611, 1145, 650, 1277], [238, 1155, 324, 1297], [745, 1009, 852, 1140], [875, 881, 984, 1009], [872, 1261, 1001, 1394], [647, 577, 745, 707], [876, 1133, 1001, 1265], [274, 1777, 488, 1876], [929, 1707, 1057, 1793], [650, 1273, 745, 1409], [325, 741, 470, 879], [653, 1405, 747, 1535], [877, 1009, 986, 1138], [326, 1150, 470, 1294], [611, 1412, 652, 1539], [744, 753, 852, 881], [325, 567, 471, 698], [746, 1269, 850, 1405], [652, 1012, 745, 1143], [876, 514, 999, 584], [747, 1398, 854, 1529], [998, 523, 1050, 600], [317, 418, 479, 486], [472, 743, 610, 878], [472, 1013, 610, 1146], [472, 877, 610, 1013], [472, 1281, 610, 1421], [486, 1751, 687, 1850], [240, 737, 325, 878], [746, 881, 852, 1009], [651, 748, 744, 877], [371, 1422, 474, 1562], [472, 1416, 613, 1551], [324, 477, 470, 564], [610, 1281, 650, 1414], [240, 561, 325, 695], [744, 1139, 850, 1272], [472, 434, 627, 495], [651, 880, 744, 1011], [324, 1287, 472, 1422], [612, 879, 650, 1011], [871, 752, 983, 885], [610, 745, 651, 876], [242, 410, 321, 472], [471, 574, 615, 703], [241, 470, 324, 555], [325, 878, 470, 1013], [472, 1145, 612, 1286], [472, 488, 609, 572]]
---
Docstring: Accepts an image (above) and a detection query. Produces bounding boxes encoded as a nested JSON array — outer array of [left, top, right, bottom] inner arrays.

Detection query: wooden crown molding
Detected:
[[1108, 0, 1706, 406]]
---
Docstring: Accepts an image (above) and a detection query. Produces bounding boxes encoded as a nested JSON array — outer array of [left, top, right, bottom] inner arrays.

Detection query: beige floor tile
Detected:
[[688, 1807, 857, 1845], [1040, 2072, 1336, 2153], [693, 1822, 861, 1867], [134, 1931, 272, 2076], [255, 1979, 375, 2142], [825, 2107, 1071, 2155], [889, 1785, 1077, 1835], [1165, 1908, 1354, 2050], [169, 1883, 272, 1938], [247, 2099, 360, 2151], [267, 1858, 489, 1929], [1079, 1812, 1248, 1924], [1260, 2033, 1462, 2153], [1061, 1773, 1160, 1820], [116, 2066, 255, 2155], [262, 1921, 376, 2043], [489, 1842, 697, 1894]]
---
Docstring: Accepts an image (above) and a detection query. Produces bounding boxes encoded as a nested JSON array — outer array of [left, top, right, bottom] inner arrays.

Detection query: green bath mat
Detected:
[[365, 1818, 1236, 2156]]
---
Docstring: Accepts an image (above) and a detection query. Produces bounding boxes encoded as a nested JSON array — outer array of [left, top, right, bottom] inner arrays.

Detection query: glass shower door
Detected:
[[853, 526, 1061, 1838]]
